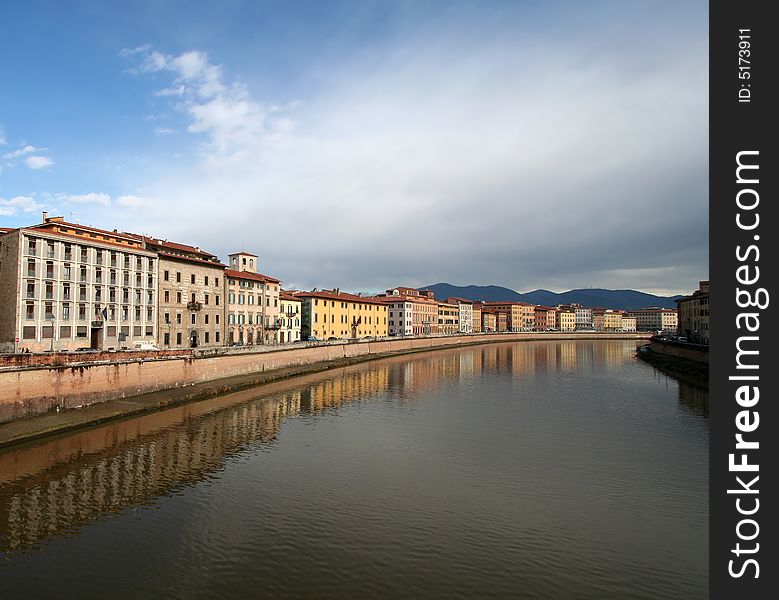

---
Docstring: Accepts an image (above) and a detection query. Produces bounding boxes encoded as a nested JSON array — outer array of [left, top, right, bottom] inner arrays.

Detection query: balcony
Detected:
[[187, 301, 202, 312]]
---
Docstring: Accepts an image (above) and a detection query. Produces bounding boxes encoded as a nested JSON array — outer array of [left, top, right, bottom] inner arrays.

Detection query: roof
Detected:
[[157, 250, 226, 268], [225, 268, 280, 283], [280, 291, 301, 302], [293, 289, 387, 306], [446, 296, 474, 304], [229, 251, 258, 257], [25, 226, 157, 254]]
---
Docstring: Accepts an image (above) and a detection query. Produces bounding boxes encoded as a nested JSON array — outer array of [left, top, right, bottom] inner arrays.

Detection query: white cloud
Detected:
[[57, 192, 112, 206], [3, 145, 41, 159], [153, 127, 176, 135], [25, 156, 54, 170], [0, 195, 43, 216], [115, 9, 707, 294], [123, 47, 282, 157]]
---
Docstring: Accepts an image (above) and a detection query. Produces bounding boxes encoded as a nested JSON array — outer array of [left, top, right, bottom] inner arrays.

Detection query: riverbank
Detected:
[[0, 332, 650, 448], [637, 347, 709, 389]]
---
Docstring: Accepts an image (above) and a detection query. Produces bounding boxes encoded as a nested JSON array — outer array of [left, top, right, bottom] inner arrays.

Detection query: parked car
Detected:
[[307, 336, 321, 342], [677, 336, 688, 343]]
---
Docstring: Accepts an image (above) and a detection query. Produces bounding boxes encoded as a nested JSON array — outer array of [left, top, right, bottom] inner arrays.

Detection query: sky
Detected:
[[0, 0, 708, 296]]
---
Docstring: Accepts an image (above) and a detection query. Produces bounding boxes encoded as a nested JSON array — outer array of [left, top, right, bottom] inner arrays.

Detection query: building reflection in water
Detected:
[[0, 340, 648, 555]]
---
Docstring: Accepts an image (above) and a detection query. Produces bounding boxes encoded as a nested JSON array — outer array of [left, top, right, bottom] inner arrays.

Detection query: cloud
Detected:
[[153, 127, 176, 135], [57, 192, 112, 206], [122, 47, 287, 157], [25, 156, 54, 169], [0, 195, 43, 216], [116, 194, 154, 208], [0, 126, 7, 146], [111, 6, 707, 295], [3, 145, 41, 159]]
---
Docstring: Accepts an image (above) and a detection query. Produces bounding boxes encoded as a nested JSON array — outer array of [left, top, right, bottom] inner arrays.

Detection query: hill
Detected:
[[420, 283, 683, 310]]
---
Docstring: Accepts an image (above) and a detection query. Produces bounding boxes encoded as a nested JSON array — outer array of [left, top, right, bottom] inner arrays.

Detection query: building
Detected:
[[447, 297, 473, 334], [482, 310, 497, 332], [0, 215, 159, 352], [593, 309, 623, 332], [621, 315, 637, 332], [380, 287, 438, 335], [627, 307, 679, 333], [279, 291, 302, 343], [296, 289, 388, 340], [495, 311, 508, 332], [555, 309, 576, 332], [676, 281, 709, 344], [482, 302, 526, 332], [132, 236, 225, 349], [437, 301, 460, 335], [535, 306, 553, 331], [376, 291, 414, 336], [558, 303, 592, 330], [225, 252, 282, 345], [471, 302, 482, 333]]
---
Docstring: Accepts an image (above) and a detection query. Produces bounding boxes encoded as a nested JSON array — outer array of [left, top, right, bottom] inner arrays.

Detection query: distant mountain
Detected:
[[420, 283, 683, 310]]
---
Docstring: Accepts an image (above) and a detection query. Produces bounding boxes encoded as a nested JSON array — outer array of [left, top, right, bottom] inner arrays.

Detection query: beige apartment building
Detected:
[[621, 315, 637, 332], [382, 287, 439, 335], [446, 297, 473, 334], [556, 309, 576, 331], [0, 216, 159, 352], [676, 281, 709, 344], [482, 310, 497, 332], [627, 308, 678, 333], [437, 301, 460, 335], [225, 252, 282, 345], [137, 236, 225, 349], [483, 302, 523, 332], [279, 291, 302, 343], [593, 309, 623, 332], [377, 293, 414, 336], [471, 303, 482, 333]]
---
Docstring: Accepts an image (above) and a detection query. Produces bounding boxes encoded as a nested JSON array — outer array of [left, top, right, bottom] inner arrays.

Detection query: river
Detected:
[[0, 340, 708, 599]]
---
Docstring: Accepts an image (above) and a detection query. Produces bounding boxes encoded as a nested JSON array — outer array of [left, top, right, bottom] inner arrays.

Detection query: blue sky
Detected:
[[0, 0, 708, 295]]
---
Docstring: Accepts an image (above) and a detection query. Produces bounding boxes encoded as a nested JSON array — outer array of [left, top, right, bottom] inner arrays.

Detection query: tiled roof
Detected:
[[157, 250, 226, 268], [225, 268, 280, 283], [25, 227, 156, 253], [294, 289, 387, 305]]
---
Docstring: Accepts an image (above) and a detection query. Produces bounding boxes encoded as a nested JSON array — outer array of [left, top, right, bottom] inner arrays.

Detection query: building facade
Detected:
[[627, 308, 679, 333], [447, 297, 473, 334], [437, 301, 460, 335], [225, 252, 282, 345], [676, 281, 709, 344], [279, 292, 302, 343], [0, 216, 159, 352], [140, 237, 225, 349], [471, 303, 482, 333], [297, 289, 388, 340], [380, 295, 414, 336], [556, 309, 576, 331]]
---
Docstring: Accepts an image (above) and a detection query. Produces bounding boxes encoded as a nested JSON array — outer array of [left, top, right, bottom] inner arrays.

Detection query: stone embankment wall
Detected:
[[0, 333, 649, 423], [648, 338, 709, 364]]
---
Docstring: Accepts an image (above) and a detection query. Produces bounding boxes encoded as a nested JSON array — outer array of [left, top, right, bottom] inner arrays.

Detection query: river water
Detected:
[[0, 340, 708, 599]]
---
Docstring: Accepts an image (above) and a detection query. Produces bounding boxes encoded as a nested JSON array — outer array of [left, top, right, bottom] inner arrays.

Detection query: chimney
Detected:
[[42, 211, 48, 222]]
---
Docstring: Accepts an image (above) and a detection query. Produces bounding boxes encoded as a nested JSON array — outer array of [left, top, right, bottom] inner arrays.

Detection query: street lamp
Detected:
[[49, 315, 56, 353]]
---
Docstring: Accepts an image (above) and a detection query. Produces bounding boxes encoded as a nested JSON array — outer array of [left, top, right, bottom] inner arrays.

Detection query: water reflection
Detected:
[[0, 340, 685, 560]]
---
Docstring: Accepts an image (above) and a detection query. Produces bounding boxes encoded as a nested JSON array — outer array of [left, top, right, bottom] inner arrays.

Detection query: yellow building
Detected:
[[555, 309, 576, 332], [279, 292, 302, 343], [296, 289, 388, 340], [437, 301, 459, 335]]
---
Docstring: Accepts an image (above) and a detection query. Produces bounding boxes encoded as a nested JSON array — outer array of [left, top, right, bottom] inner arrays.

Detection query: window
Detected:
[[177, 292, 182, 303], [63, 264, 71, 281], [26, 281, 35, 299], [191, 274, 195, 284], [80, 248, 88, 263], [215, 314, 220, 325], [164, 270, 170, 281], [176, 272, 181, 283], [215, 296, 219, 306], [205, 314, 209, 325], [204, 294, 209, 305], [79, 305, 87, 320], [164, 333, 170, 345], [204, 276, 209, 286], [191, 313, 196, 325], [177, 332, 182, 345], [27, 239, 37, 255], [215, 277, 219, 287], [25, 302, 35, 320], [204, 332, 210, 343], [62, 303, 70, 320], [47, 242, 55, 258], [176, 313, 182, 324], [27, 260, 35, 278], [215, 331, 220, 343]]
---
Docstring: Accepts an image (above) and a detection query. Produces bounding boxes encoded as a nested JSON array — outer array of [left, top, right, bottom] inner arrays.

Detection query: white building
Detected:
[[448, 297, 473, 334], [0, 215, 158, 352], [382, 297, 414, 336]]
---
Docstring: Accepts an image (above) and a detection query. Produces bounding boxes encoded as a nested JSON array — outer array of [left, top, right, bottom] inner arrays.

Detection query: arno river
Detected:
[[0, 340, 707, 599]]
